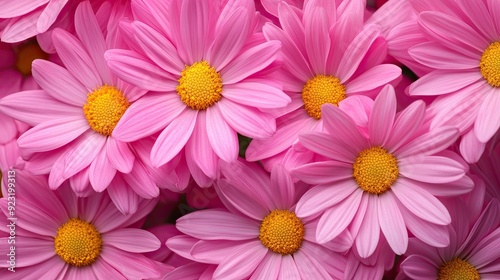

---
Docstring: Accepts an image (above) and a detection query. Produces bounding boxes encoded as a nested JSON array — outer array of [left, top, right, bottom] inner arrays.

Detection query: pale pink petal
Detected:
[[249, 252, 281, 280], [69, 167, 91, 195], [395, 127, 459, 158], [459, 129, 486, 163], [216, 180, 268, 221], [206, 106, 238, 163], [89, 146, 116, 192], [377, 192, 408, 255], [489, 0, 500, 36], [469, 228, 500, 269], [278, 1, 306, 56], [392, 183, 451, 225], [91, 259, 128, 280], [298, 131, 357, 162], [222, 82, 290, 108], [401, 255, 439, 279], [103, 228, 161, 253], [17, 117, 89, 154], [347, 65, 402, 94], [132, 21, 183, 75], [122, 161, 159, 199], [322, 104, 369, 152], [64, 265, 97, 280], [304, 6, 330, 74], [398, 176, 473, 198], [213, 241, 267, 280], [179, 0, 208, 63], [164, 263, 209, 279], [37, 0, 67, 33], [399, 155, 466, 184], [208, 7, 249, 70], [409, 42, 479, 69], [0, 0, 46, 17], [460, 0, 497, 39], [1, 256, 66, 279], [107, 175, 139, 215], [165, 235, 199, 261], [105, 49, 178, 91], [355, 195, 380, 258], [409, 70, 482, 96], [278, 254, 301, 280], [106, 138, 134, 173], [100, 246, 160, 279], [151, 109, 197, 167], [270, 164, 296, 210], [221, 41, 281, 85], [295, 180, 357, 218], [292, 161, 352, 185], [316, 189, 362, 243], [186, 112, 219, 178], [52, 29, 102, 90], [190, 240, 246, 264], [31, 60, 87, 106], [176, 209, 260, 240], [385, 100, 426, 152], [475, 90, 500, 142], [0, 9, 41, 43], [294, 246, 333, 280], [218, 100, 276, 139], [113, 93, 186, 142], [369, 85, 396, 146]]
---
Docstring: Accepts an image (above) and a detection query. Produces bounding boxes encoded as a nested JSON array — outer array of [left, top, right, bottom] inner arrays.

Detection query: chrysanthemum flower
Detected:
[[405, 0, 500, 161], [0, 171, 161, 279], [167, 159, 350, 279], [399, 193, 500, 280], [105, 0, 290, 186], [245, 0, 401, 168], [292, 85, 474, 258]]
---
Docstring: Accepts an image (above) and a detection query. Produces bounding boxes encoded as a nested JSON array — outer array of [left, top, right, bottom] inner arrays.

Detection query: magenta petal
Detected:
[[401, 255, 439, 279], [213, 241, 267, 280], [176, 209, 259, 240], [89, 147, 116, 193], [377, 192, 408, 255], [206, 106, 238, 163], [106, 138, 135, 173], [151, 109, 197, 167], [355, 195, 380, 258], [369, 85, 396, 146], [103, 228, 161, 253], [218, 100, 276, 139], [474, 90, 500, 142]]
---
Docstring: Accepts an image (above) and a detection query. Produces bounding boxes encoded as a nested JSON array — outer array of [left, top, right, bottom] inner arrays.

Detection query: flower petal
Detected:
[[218, 100, 276, 139], [399, 155, 466, 184], [222, 82, 290, 109], [475, 89, 500, 142], [378, 192, 408, 255], [369, 85, 396, 146], [103, 228, 161, 253], [206, 106, 238, 163]]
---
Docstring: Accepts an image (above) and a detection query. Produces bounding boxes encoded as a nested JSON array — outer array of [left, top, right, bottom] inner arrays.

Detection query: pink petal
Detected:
[[294, 247, 333, 280], [0, 0, 46, 17], [206, 106, 238, 163], [216, 179, 268, 221], [122, 161, 159, 199], [222, 82, 290, 108], [322, 104, 369, 153], [292, 161, 352, 185], [100, 246, 160, 279], [91, 259, 128, 280], [218, 100, 276, 139], [107, 175, 139, 215], [103, 228, 161, 253], [295, 180, 357, 218], [213, 241, 267, 280], [176, 209, 260, 240], [190, 240, 245, 264], [106, 138, 135, 173], [347, 64, 402, 94], [0, 9, 41, 43], [304, 6, 330, 74], [151, 109, 197, 167], [278, 2, 306, 57], [409, 70, 482, 96], [399, 155, 466, 184], [105, 49, 178, 91], [185, 112, 219, 178], [392, 182, 451, 225], [179, 0, 208, 63], [400, 255, 439, 279], [278, 254, 301, 279], [489, 0, 500, 36], [377, 192, 408, 255], [2, 256, 66, 279], [37, 0, 67, 33], [113, 93, 186, 142], [298, 131, 357, 162], [474, 90, 500, 142], [395, 127, 459, 158], [270, 164, 296, 210], [89, 146, 116, 192], [409, 42, 479, 69], [459, 129, 485, 163], [369, 85, 396, 146], [355, 195, 380, 258], [31, 60, 87, 106], [17, 116, 89, 154], [249, 252, 281, 280], [221, 41, 281, 85], [316, 189, 362, 243], [385, 100, 426, 152]]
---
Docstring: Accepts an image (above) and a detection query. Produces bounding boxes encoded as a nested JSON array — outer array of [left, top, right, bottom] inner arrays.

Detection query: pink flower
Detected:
[[405, 0, 500, 161], [292, 85, 474, 258], [167, 159, 350, 279], [399, 193, 500, 279], [0, 170, 161, 279], [245, 0, 401, 168], [105, 0, 290, 186], [471, 143, 500, 201]]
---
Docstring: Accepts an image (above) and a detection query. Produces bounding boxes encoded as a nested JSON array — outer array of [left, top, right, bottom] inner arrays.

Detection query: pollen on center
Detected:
[[352, 146, 399, 195], [259, 209, 305, 255], [177, 61, 223, 110], [480, 41, 500, 87], [301, 75, 346, 119], [438, 257, 480, 280]]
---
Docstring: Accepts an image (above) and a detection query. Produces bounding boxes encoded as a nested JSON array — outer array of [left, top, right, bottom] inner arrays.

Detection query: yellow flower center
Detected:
[[352, 146, 399, 195], [54, 218, 102, 267], [83, 85, 129, 136], [176, 61, 223, 110], [480, 41, 500, 87], [438, 258, 480, 280], [301, 75, 346, 119], [15, 40, 48, 76], [259, 210, 305, 255]]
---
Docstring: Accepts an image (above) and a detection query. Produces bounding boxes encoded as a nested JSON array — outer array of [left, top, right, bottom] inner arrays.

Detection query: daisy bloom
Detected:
[[245, 0, 401, 168], [0, 170, 160, 279], [105, 0, 290, 186], [167, 159, 350, 279], [399, 193, 500, 280], [406, 0, 500, 160], [292, 85, 474, 258]]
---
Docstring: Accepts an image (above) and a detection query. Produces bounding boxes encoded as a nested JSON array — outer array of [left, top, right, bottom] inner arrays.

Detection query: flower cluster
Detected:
[[0, 0, 499, 279]]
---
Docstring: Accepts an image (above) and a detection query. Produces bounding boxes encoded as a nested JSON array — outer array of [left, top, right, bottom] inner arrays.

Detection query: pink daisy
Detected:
[[292, 85, 474, 258], [245, 0, 401, 168], [399, 193, 500, 280], [104, 0, 290, 186], [0, 2, 181, 213], [167, 159, 350, 279], [406, 0, 500, 159], [0, 170, 161, 279], [471, 142, 500, 200]]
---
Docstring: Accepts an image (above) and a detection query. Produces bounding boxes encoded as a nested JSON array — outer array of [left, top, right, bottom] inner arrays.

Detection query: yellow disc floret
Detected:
[[177, 61, 223, 110], [301, 75, 346, 119], [438, 258, 480, 280], [83, 85, 129, 136], [54, 218, 102, 267], [480, 41, 500, 87], [259, 210, 305, 255], [15, 41, 48, 76], [352, 146, 399, 195]]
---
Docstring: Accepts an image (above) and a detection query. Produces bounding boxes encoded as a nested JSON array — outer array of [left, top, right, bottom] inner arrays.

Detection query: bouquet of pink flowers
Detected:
[[0, 0, 499, 279]]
